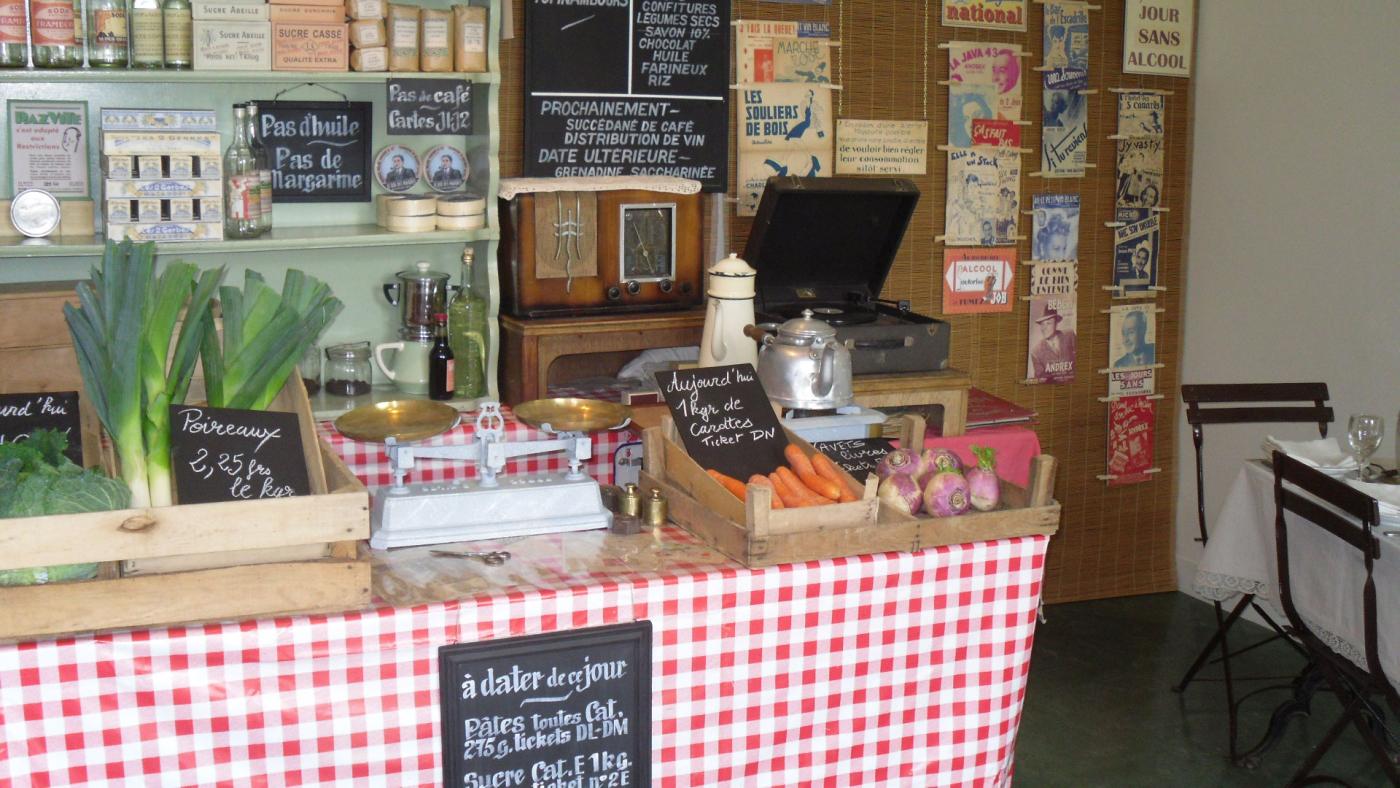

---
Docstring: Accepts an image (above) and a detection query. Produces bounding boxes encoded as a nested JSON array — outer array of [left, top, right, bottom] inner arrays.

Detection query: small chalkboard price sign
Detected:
[[439, 622, 652, 788], [654, 364, 787, 481], [168, 405, 311, 505], [386, 79, 473, 135], [813, 438, 896, 483], [259, 100, 373, 203], [0, 391, 82, 465]]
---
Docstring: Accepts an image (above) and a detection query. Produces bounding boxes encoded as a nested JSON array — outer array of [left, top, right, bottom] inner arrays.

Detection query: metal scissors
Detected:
[[431, 549, 511, 566]]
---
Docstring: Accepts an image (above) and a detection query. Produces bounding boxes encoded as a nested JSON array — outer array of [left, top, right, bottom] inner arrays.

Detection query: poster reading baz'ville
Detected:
[[737, 85, 832, 215], [8, 101, 89, 196]]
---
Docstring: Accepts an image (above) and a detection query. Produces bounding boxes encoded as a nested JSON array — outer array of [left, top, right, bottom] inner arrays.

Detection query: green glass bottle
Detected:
[[129, 0, 164, 68], [160, 0, 189, 68], [447, 246, 488, 399], [86, 0, 128, 68]]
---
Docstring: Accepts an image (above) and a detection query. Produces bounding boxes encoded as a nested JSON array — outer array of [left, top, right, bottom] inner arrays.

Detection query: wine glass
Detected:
[[1346, 414, 1384, 480]]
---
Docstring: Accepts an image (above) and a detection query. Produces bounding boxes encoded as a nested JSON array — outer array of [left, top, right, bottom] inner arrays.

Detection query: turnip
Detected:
[[966, 445, 1000, 512], [877, 473, 923, 516], [875, 448, 921, 481], [923, 471, 970, 517], [919, 448, 962, 484]]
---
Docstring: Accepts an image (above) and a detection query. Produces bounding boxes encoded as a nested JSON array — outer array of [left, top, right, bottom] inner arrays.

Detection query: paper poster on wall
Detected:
[[1026, 294, 1077, 384], [7, 100, 90, 197], [835, 119, 927, 175], [1109, 303, 1156, 369], [971, 118, 1021, 148], [1027, 260, 1077, 295], [1041, 88, 1088, 178], [949, 43, 1023, 122], [1108, 366, 1156, 398], [1112, 214, 1159, 296], [737, 150, 828, 216], [1123, 0, 1193, 78], [1107, 395, 1156, 485], [1042, 1, 1089, 90], [738, 84, 831, 151], [735, 20, 830, 84], [948, 84, 998, 148], [942, 248, 1016, 313], [1031, 194, 1079, 262], [1115, 136, 1163, 209], [942, 0, 1026, 32], [772, 36, 832, 83], [1117, 92, 1165, 138], [944, 146, 1020, 246]]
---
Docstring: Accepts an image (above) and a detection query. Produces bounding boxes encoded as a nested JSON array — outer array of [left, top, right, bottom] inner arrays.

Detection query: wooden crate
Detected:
[[0, 282, 371, 642], [640, 415, 893, 568]]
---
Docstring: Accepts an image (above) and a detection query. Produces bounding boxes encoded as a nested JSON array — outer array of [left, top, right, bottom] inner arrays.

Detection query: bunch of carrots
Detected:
[[707, 445, 861, 508]]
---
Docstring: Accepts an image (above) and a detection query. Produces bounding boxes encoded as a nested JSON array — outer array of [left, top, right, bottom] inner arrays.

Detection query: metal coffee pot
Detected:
[[383, 261, 452, 341], [743, 310, 854, 410]]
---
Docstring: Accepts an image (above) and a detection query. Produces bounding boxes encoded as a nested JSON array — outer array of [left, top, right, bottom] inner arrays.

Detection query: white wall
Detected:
[[1176, 1, 1400, 593]]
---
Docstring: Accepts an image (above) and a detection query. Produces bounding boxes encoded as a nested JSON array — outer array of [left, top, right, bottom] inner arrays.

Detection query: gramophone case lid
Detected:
[[742, 176, 920, 311]]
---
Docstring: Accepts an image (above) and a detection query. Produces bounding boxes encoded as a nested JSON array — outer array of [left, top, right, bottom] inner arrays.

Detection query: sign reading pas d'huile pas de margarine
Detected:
[[7, 101, 90, 197]]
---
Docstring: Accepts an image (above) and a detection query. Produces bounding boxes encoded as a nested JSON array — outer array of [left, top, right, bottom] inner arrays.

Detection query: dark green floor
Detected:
[[1014, 592, 1396, 787]]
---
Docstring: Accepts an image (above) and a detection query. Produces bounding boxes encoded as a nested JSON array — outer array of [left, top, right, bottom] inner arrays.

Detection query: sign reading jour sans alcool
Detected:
[[1123, 0, 1194, 77]]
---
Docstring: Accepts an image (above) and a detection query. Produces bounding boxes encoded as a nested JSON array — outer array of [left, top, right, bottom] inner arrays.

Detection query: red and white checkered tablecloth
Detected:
[[0, 532, 1049, 787], [318, 404, 640, 488]]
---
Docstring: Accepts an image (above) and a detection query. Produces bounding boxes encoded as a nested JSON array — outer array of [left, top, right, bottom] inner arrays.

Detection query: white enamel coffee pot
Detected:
[[698, 253, 759, 370]]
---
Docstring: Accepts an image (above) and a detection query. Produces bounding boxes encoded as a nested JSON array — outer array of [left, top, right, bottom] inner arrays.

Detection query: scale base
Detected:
[[370, 473, 612, 550]]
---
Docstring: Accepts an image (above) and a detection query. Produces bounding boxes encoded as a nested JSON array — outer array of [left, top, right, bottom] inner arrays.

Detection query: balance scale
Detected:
[[369, 402, 617, 550]]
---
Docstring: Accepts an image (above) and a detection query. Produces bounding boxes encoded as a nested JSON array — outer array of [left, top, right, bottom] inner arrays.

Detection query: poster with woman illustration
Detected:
[[949, 43, 1023, 123], [944, 146, 1021, 246], [1115, 136, 1163, 208], [737, 84, 833, 216], [1042, 1, 1089, 90]]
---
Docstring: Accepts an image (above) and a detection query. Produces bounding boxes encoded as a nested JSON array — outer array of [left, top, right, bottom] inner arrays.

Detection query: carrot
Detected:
[[748, 474, 785, 509], [767, 472, 809, 508], [811, 453, 862, 502], [706, 468, 748, 500], [775, 466, 831, 506], [784, 444, 843, 501]]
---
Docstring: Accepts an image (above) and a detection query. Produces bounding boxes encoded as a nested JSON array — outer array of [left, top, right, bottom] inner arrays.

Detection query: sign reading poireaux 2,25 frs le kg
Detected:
[[523, 0, 729, 191]]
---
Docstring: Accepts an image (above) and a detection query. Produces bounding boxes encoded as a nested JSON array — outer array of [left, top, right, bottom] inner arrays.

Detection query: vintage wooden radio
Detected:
[[498, 177, 703, 318]]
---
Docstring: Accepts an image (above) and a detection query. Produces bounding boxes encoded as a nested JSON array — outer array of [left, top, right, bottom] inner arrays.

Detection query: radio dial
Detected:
[[659, 279, 673, 293], [625, 280, 641, 295], [606, 286, 622, 301]]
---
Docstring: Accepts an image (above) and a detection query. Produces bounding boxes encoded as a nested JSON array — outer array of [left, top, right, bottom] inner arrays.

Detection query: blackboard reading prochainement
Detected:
[[655, 364, 787, 482], [814, 438, 896, 483], [168, 404, 311, 505], [0, 391, 82, 465], [523, 0, 729, 191], [440, 622, 652, 788]]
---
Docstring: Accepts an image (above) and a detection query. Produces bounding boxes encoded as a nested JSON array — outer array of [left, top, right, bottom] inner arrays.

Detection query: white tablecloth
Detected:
[[1194, 461, 1400, 687]]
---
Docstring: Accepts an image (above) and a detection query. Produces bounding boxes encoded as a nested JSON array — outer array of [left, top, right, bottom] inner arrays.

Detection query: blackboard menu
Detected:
[[814, 438, 896, 483], [169, 405, 310, 504], [387, 79, 473, 135], [440, 622, 652, 787], [259, 101, 373, 203], [655, 364, 787, 481], [523, 0, 729, 191], [0, 391, 82, 465]]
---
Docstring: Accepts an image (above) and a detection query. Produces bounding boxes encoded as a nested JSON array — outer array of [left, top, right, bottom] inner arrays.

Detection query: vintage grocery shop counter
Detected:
[[0, 436, 1051, 786]]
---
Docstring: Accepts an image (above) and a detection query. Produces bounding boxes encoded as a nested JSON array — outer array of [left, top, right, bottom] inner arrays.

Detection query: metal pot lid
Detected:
[[775, 309, 836, 343], [394, 260, 450, 284], [708, 252, 756, 278]]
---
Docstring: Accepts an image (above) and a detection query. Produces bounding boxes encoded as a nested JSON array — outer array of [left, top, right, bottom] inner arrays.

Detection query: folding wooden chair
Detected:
[[1272, 451, 1400, 785], [1174, 383, 1332, 759]]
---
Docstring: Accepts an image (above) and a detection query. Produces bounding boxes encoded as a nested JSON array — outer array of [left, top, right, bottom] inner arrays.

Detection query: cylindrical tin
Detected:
[[643, 488, 667, 527], [620, 483, 641, 518]]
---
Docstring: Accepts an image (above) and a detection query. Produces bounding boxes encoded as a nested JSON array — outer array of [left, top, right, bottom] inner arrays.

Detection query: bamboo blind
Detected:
[[499, 0, 1194, 603]]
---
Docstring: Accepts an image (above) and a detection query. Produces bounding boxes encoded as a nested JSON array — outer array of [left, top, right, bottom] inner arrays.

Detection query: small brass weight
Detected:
[[643, 488, 668, 527]]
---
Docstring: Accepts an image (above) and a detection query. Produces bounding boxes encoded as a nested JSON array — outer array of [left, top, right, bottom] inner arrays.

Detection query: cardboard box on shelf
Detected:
[[272, 22, 349, 70], [345, 0, 382, 19], [348, 17, 384, 47], [350, 46, 387, 71], [100, 108, 218, 132], [191, 21, 273, 70], [100, 155, 136, 180], [108, 221, 226, 243], [192, 0, 270, 21], [137, 156, 164, 180], [101, 131, 222, 156], [269, 3, 345, 23], [104, 179, 221, 199]]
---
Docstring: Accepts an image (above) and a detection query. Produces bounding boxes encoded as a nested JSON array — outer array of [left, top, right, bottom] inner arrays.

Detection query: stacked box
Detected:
[[273, 21, 349, 70], [192, 20, 273, 70], [345, 0, 384, 71], [99, 110, 223, 241]]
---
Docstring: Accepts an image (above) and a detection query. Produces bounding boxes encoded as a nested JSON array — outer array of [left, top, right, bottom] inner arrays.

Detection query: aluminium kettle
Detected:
[[743, 310, 854, 410]]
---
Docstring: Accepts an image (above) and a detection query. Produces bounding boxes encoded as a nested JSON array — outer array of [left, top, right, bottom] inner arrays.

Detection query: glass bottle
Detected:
[[29, 0, 79, 67], [428, 313, 454, 401], [0, 0, 29, 67], [86, 0, 127, 67], [160, 0, 188, 68], [447, 247, 488, 399], [223, 105, 262, 240], [129, 0, 162, 68], [245, 101, 273, 236]]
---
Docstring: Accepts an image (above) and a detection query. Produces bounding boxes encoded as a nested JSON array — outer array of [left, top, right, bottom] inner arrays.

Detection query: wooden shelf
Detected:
[[0, 224, 499, 258], [0, 69, 499, 84]]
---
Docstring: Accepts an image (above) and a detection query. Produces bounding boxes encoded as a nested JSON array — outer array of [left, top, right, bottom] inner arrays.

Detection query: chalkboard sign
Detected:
[[259, 100, 372, 203], [169, 405, 311, 505], [523, 0, 729, 191], [814, 438, 896, 483], [0, 391, 82, 465], [386, 79, 473, 135], [655, 364, 786, 481], [440, 622, 652, 788]]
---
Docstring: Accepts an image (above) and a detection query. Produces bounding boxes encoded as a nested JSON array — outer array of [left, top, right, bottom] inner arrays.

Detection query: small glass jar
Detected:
[[324, 341, 373, 397], [299, 344, 322, 396]]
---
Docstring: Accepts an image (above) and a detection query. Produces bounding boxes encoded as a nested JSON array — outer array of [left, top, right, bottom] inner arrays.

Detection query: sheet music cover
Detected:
[[942, 247, 1016, 313], [949, 83, 998, 148], [1041, 88, 1088, 178], [1108, 303, 1156, 369], [949, 43, 1023, 122], [736, 150, 830, 217], [1032, 193, 1079, 261], [1117, 92, 1165, 138], [1112, 213, 1159, 295], [1026, 293, 1077, 384], [772, 36, 832, 83], [971, 118, 1022, 148], [735, 20, 829, 84], [1027, 260, 1077, 295], [1115, 136, 1164, 208], [944, 146, 1021, 246], [1042, 0, 1089, 90], [1107, 395, 1156, 486]]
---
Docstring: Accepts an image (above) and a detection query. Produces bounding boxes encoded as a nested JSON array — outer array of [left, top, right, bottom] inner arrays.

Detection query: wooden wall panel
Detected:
[[500, 0, 1194, 602]]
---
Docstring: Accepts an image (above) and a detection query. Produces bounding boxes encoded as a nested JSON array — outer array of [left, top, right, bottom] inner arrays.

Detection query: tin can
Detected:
[[643, 488, 668, 527]]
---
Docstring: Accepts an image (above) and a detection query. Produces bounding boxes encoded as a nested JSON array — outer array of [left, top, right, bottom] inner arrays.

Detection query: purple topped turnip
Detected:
[[923, 471, 970, 517], [875, 448, 922, 481], [878, 473, 923, 516], [966, 445, 1000, 512], [919, 448, 962, 484]]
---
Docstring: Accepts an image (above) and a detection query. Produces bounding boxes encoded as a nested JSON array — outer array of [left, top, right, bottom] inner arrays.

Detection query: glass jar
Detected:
[[324, 341, 373, 397], [299, 344, 322, 396]]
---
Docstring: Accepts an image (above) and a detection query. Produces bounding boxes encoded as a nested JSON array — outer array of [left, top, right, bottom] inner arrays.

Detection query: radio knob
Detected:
[[606, 286, 622, 301], [658, 279, 673, 293], [625, 280, 641, 295], [679, 281, 693, 294]]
